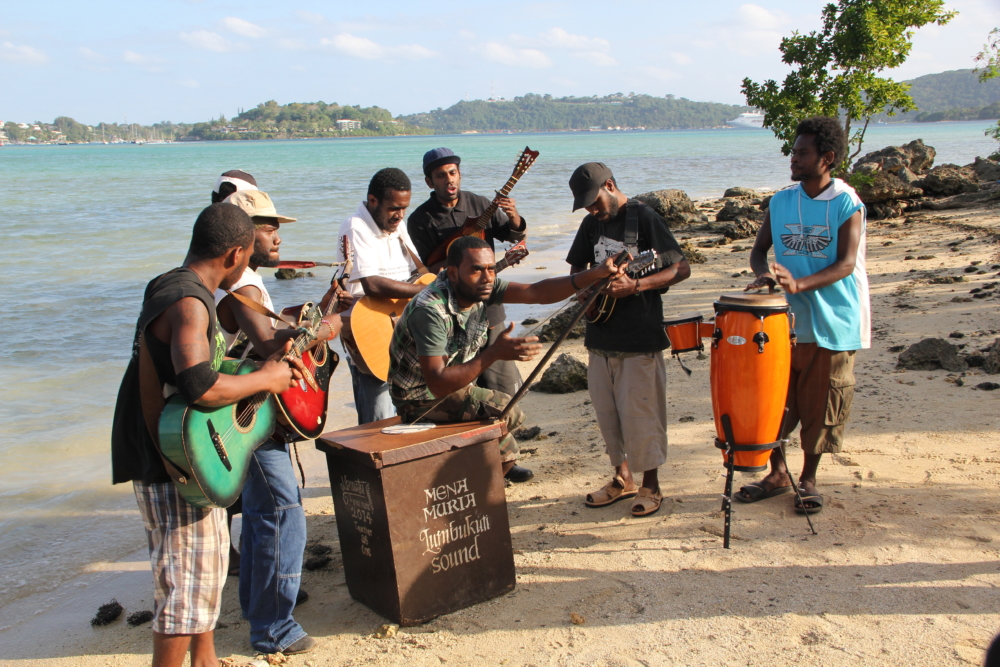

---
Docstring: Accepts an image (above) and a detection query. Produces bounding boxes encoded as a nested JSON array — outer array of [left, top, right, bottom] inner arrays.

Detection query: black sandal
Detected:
[[735, 482, 793, 503]]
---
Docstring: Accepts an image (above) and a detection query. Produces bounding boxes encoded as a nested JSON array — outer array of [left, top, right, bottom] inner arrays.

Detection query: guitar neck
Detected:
[[473, 173, 521, 231]]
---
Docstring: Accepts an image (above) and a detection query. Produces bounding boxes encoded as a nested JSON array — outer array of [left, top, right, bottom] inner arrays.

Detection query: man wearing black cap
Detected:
[[407, 148, 528, 444], [565, 162, 690, 517]]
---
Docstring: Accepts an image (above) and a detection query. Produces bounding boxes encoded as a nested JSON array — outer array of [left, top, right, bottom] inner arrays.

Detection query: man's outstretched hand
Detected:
[[492, 322, 542, 363]]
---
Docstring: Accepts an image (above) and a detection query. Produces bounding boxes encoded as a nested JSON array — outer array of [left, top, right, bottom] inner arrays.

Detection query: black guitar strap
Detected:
[[624, 201, 639, 251]]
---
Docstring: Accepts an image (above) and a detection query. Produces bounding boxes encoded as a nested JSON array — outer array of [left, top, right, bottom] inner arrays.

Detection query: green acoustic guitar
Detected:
[[158, 359, 276, 509]]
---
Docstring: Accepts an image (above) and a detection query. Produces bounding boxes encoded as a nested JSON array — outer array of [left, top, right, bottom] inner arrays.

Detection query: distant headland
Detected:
[[3, 69, 998, 145]]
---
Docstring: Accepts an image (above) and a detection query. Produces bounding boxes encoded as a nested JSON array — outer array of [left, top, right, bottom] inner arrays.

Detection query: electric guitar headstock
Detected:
[[495, 240, 530, 272], [512, 147, 539, 179]]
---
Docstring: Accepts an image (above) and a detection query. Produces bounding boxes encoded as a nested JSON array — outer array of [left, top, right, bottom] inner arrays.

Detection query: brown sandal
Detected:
[[585, 475, 638, 507], [630, 487, 663, 517]]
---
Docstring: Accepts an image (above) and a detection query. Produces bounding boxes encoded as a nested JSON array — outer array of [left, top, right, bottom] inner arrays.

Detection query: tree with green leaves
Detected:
[[974, 27, 1000, 158], [742, 0, 956, 172]]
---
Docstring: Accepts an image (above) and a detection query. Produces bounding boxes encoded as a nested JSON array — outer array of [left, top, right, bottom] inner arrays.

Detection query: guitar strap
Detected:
[[624, 201, 639, 251], [137, 333, 194, 487], [225, 289, 302, 327], [398, 237, 429, 276]]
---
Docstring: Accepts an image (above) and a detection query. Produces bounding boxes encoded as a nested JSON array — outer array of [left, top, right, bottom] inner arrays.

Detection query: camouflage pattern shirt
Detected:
[[389, 271, 509, 402]]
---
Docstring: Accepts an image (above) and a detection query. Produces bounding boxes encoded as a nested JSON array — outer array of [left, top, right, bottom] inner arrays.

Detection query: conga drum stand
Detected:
[[717, 409, 817, 549]]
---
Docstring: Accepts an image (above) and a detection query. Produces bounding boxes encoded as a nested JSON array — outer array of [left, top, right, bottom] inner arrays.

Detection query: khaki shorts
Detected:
[[784, 343, 856, 455]]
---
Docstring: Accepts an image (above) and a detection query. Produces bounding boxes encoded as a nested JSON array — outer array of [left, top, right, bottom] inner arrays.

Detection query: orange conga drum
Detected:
[[662, 312, 706, 355], [710, 293, 793, 471]]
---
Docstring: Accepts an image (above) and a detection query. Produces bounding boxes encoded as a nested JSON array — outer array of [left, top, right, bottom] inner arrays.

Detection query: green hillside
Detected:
[[184, 100, 432, 140], [879, 69, 1000, 122], [399, 93, 749, 132]]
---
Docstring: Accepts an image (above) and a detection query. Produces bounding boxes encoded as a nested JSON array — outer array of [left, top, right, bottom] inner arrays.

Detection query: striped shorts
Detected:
[[133, 481, 229, 635]]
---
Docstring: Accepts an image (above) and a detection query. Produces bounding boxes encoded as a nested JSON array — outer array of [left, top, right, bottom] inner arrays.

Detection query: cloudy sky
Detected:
[[2, 0, 998, 125]]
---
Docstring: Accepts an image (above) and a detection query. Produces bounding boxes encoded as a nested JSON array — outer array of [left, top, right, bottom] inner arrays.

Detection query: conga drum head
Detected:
[[714, 292, 789, 315], [663, 311, 703, 326], [663, 312, 704, 354]]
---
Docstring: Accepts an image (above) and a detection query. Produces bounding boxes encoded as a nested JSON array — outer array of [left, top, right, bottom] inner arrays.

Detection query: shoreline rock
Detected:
[[634, 189, 708, 227]]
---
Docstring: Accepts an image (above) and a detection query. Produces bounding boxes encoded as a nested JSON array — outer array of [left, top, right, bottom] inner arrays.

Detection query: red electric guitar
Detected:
[[274, 236, 353, 439]]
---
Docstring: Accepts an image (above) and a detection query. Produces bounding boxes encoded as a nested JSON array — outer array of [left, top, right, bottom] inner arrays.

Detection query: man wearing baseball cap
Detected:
[[565, 162, 690, 517], [407, 148, 531, 481], [214, 189, 346, 657]]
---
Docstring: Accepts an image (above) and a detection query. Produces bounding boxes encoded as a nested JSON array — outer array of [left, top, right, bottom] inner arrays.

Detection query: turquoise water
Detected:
[[0, 121, 994, 608]]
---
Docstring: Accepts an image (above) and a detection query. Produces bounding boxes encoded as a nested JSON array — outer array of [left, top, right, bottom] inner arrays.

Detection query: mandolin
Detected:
[[424, 147, 539, 267], [348, 240, 530, 381], [583, 250, 659, 324]]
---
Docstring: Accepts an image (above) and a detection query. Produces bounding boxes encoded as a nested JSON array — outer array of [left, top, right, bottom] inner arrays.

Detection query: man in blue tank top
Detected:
[[737, 116, 870, 515]]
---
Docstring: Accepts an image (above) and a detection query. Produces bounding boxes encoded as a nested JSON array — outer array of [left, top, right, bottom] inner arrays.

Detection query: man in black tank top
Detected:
[[111, 203, 303, 667]]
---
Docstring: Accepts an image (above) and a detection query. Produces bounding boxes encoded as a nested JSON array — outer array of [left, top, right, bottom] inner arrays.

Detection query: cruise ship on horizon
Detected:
[[726, 111, 765, 128]]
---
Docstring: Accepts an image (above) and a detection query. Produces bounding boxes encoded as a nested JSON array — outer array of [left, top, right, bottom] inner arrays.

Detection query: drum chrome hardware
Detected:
[[752, 331, 769, 353]]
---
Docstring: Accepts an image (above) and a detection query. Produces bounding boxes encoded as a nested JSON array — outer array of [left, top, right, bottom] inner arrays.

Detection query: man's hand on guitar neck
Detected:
[[319, 284, 354, 314], [496, 195, 523, 230]]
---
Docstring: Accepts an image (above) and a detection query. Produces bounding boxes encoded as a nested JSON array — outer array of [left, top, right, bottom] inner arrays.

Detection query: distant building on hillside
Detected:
[[336, 119, 361, 131]]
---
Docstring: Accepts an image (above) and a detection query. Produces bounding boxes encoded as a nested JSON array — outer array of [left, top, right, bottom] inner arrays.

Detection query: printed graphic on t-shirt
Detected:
[[781, 223, 831, 258], [593, 235, 636, 262]]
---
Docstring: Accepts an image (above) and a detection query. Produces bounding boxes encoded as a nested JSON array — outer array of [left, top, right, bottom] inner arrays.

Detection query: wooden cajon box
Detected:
[[315, 417, 516, 626]]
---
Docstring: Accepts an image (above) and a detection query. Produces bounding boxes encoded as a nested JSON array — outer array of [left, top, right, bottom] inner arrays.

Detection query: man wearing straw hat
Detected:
[[214, 189, 346, 656]]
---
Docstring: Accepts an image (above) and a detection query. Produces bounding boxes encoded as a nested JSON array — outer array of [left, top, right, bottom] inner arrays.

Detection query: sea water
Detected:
[[0, 121, 993, 615]]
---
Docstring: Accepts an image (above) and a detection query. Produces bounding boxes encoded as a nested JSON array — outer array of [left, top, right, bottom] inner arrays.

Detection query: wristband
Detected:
[[570, 273, 580, 290], [321, 318, 336, 340]]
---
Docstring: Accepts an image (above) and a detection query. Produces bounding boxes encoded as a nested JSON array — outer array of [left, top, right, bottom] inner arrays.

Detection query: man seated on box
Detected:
[[387, 235, 624, 477]]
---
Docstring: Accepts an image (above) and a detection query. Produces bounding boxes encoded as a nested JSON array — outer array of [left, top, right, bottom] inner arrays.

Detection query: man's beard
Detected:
[[599, 195, 621, 221], [251, 248, 279, 267], [455, 276, 491, 303]]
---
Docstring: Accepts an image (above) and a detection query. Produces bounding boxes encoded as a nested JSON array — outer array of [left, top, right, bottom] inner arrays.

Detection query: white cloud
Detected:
[[736, 4, 787, 31], [321, 33, 438, 61], [78, 47, 107, 62], [180, 30, 235, 53], [480, 42, 551, 68], [178, 79, 199, 88], [574, 51, 617, 67], [222, 17, 265, 38], [295, 10, 328, 25], [458, 30, 476, 41], [122, 50, 166, 71], [667, 51, 694, 65], [322, 33, 382, 59], [1, 41, 48, 65], [542, 28, 611, 53], [513, 27, 614, 67], [394, 44, 437, 60]]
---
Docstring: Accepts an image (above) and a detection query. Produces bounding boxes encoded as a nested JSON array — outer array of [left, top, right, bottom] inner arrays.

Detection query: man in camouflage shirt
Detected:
[[388, 236, 623, 481]]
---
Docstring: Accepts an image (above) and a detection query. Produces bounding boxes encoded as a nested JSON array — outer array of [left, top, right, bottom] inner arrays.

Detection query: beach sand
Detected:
[[4, 200, 1000, 667]]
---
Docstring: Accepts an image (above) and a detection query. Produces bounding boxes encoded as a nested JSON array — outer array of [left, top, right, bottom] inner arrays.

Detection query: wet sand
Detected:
[[4, 201, 1000, 666]]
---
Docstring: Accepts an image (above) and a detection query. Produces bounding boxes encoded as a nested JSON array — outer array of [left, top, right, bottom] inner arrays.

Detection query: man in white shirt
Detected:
[[337, 168, 429, 424]]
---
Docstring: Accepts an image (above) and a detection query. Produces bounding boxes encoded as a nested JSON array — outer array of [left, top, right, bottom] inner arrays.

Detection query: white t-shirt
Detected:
[[214, 266, 275, 351], [336, 201, 419, 314]]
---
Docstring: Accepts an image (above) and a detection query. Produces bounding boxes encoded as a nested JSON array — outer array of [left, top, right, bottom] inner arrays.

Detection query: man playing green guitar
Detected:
[[111, 203, 304, 667]]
